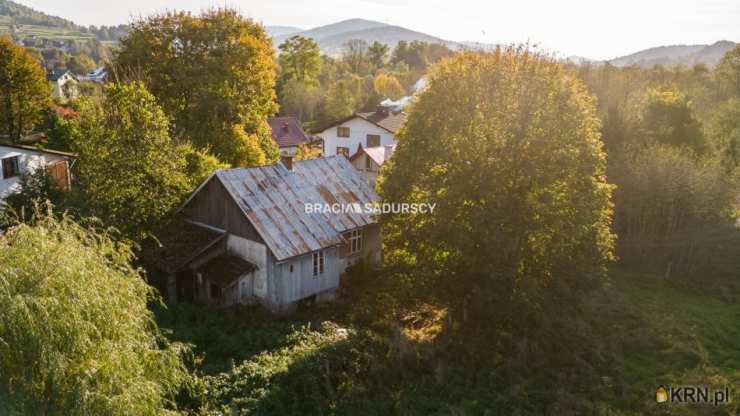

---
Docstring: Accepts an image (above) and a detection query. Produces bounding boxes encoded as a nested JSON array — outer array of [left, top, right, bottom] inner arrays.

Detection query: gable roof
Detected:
[[268, 116, 312, 148], [182, 156, 379, 261], [47, 69, 74, 82], [350, 144, 396, 166], [0, 142, 75, 158], [355, 110, 406, 134], [317, 108, 406, 135]]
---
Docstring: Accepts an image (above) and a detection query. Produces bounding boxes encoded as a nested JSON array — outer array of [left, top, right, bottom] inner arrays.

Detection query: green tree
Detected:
[[0, 36, 50, 141], [71, 82, 190, 240], [324, 74, 364, 121], [368, 41, 390, 69], [716, 45, 740, 97], [65, 53, 96, 75], [708, 98, 740, 170], [181, 144, 230, 187], [343, 39, 369, 75], [279, 78, 321, 121], [0, 212, 187, 415], [609, 145, 737, 273], [380, 48, 615, 334], [278, 35, 322, 85], [639, 87, 705, 153], [113, 9, 278, 166]]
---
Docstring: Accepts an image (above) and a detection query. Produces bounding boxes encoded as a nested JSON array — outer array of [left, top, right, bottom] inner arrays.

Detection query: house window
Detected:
[[1, 156, 20, 179], [365, 156, 374, 171], [336, 147, 349, 158], [367, 134, 381, 147], [289, 264, 294, 273], [344, 229, 363, 255], [313, 251, 325, 276], [337, 126, 350, 138]]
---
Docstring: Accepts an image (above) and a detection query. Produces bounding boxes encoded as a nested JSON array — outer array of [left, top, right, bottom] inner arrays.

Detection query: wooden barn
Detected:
[[168, 156, 381, 312]]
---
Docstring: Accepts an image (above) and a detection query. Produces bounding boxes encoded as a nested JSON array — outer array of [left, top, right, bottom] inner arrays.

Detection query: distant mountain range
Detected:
[[607, 41, 737, 68], [267, 19, 737, 67], [266, 19, 473, 55], [1, 0, 736, 68]]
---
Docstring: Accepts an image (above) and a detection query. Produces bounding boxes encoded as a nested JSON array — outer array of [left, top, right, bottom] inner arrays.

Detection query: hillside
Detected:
[[608, 41, 737, 68], [0, 0, 76, 29], [268, 18, 464, 54], [0, 0, 125, 44]]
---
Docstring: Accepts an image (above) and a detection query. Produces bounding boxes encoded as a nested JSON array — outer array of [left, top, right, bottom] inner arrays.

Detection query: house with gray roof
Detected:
[[172, 156, 381, 312], [47, 69, 78, 101]]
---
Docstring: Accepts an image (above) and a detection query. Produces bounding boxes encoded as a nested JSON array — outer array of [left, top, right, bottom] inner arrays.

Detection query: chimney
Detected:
[[281, 156, 294, 171], [282, 122, 289, 132], [376, 105, 389, 116], [383, 145, 395, 161]]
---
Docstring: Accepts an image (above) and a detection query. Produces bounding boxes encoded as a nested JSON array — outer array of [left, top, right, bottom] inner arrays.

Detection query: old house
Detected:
[[267, 116, 314, 161], [47, 69, 78, 101], [350, 144, 396, 187], [315, 105, 405, 158], [0, 144, 73, 201], [171, 156, 381, 312]]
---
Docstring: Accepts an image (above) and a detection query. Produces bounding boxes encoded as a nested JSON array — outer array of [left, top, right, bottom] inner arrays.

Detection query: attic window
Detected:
[[336, 147, 349, 158], [344, 229, 363, 255], [313, 251, 325, 276], [337, 126, 350, 138], [367, 134, 380, 147]]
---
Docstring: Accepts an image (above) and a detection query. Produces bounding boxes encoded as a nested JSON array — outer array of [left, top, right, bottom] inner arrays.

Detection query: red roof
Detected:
[[268, 116, 312, 148]]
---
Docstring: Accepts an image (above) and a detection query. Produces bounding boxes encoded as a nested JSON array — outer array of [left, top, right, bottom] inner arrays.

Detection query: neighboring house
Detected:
[[79, 67, 107, 83], [350, 144, 396, 187], [47, 69, 78, 101], [0, 144, 74, 201], [171, 156, 381, 312], [315, 105, 405, 158], [267, 116, 313, 160]]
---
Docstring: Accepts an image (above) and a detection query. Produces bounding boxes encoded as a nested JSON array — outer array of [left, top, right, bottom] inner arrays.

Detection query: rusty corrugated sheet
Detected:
[[216, 156, 379, 261]]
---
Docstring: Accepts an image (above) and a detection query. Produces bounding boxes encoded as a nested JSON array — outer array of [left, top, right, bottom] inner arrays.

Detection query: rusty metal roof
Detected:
[[214, 156, 379, 261]]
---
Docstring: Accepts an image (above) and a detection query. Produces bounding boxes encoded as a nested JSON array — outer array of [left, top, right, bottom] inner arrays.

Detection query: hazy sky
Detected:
[[15, 0, 740, 60]]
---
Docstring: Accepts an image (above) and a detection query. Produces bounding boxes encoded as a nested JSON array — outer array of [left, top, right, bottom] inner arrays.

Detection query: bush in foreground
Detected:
[[0, 212, 187, 415]]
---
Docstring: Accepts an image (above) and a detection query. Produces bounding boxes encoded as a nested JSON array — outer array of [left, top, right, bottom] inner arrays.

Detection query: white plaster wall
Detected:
[[0, 146, 66, 200], [226, 235, 269, 299], [316, 117, 396, 157]]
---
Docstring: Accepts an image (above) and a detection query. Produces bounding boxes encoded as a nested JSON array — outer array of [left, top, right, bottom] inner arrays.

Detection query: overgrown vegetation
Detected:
[[0, 212, 187, 415], [1, 6, 739, 414]]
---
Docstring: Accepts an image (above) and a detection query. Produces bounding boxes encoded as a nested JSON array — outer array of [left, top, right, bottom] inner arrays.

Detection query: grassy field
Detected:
[[609, 268, 740, 414]]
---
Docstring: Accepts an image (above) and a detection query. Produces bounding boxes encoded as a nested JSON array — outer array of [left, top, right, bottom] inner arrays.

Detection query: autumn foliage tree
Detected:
[[113, 9, 279, 166], [381, 48, 615, 336], [0, 36, 50, 141]]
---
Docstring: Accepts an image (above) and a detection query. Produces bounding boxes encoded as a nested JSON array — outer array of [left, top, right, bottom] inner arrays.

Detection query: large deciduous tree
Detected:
[[0, 36, 50, 141], [113, 9, 279, 166], [0, 213, 186, 415], [278, 35, 322, 86], [380, 48, 615, 334], [639, 87, 705, 153], [71, 82, 190, 240]]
